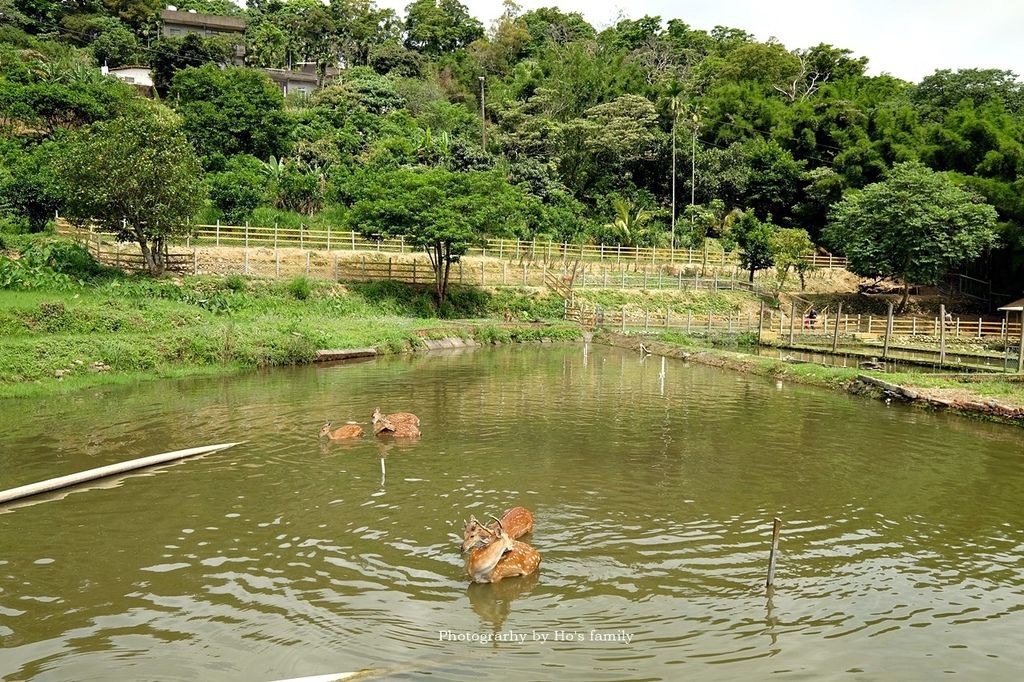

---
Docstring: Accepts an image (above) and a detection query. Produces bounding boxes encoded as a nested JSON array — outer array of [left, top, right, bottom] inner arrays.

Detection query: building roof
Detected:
[[160, 9, 246, 32], [997, 297, 1024, 312], [107, 65, 151, 72], [262, 68, 319, 85]]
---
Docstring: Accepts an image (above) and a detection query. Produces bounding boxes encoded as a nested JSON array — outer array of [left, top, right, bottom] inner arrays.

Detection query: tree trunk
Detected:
[[749, 265, 755, 283], [898, 280, 910, 314], [138, 237, 166, 277]]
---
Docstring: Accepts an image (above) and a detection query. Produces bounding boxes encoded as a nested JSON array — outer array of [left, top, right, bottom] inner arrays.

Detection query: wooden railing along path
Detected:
[[180, 223, 847, 269]]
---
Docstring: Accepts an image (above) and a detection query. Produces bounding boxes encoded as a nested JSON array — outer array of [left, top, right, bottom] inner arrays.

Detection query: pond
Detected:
[[1, 344, 1023, 681]]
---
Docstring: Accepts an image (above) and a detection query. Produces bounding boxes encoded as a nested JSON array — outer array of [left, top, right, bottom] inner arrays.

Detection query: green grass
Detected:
[[0, 267, 577, 398]]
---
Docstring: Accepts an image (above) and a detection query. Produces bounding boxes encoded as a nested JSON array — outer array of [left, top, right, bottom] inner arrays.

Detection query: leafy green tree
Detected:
[[346, 166, 523, 306], [733, 210, 777, 282], [208, 154, 267, 225], [770, 227, 814, 292], [55, 111, 206, 275], [824, 161, 999, 311], [913, 68, 1024, 116], [404, 0, 483, 57], [0, 140, 63, 231], [152, 33, 236, 95], [169, 64, 290, 164], [85, 17, 142, 68]]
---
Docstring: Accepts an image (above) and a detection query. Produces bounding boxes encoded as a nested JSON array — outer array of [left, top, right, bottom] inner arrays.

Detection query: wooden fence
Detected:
[[180, 223, 847, 269], [341, 255, 759, 292], [570, 303, 1023, 347], [84, 235, 194, 273]]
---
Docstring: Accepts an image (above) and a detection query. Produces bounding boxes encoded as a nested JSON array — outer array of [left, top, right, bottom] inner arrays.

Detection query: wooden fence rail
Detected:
[[569, 304, 1023, 346], [178, 223, 846, 269]]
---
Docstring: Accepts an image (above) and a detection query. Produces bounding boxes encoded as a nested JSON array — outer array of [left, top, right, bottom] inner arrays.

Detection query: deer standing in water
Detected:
[[319, 422, 364, 440], [462, 507, 534, 553], [372, 407, 421, 438], [465, 517, 541, 583]]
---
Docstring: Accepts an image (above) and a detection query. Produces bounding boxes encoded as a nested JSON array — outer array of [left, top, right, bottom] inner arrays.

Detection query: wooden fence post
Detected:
[[832, 302, 842, 353], [193, 247, 198, 275], [789, 301, 796, 345], [1017, 312, 1024, 372], [306, 251, 311, 276], [882, 302, 894, 359], [939, 303, 947, 365], [275, 249, 280, 277], [757, 300, 765, 346]]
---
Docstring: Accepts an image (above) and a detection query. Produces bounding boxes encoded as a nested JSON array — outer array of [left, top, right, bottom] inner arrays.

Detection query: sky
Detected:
[[372, 0, 1024, 83]]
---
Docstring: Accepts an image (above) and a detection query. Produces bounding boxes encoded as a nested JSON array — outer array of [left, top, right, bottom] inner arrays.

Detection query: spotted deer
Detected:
[[461, 507, 534, 553], [319, 422, 364, 440], [465, 517, 541, 583]]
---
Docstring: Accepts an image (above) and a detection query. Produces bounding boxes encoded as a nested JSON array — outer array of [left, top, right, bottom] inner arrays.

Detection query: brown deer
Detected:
[[371, 407, 421, 438], [319, 422, 364, 440], [465, 517, 541, 583], [462, 507, 534, 553]]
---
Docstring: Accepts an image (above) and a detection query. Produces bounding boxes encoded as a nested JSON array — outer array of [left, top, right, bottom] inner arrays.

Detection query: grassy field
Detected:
[[0, 269, 582, 398]]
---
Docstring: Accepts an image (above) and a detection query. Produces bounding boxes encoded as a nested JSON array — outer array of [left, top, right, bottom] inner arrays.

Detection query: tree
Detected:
[[55, 112, 205, 275], [346, 166, 523, 307], [169, 65, 290, 164], [770, 227, 814, 292], [403, 0, 483, 57], [603, 196, 657, 247], [733, 210, 777, 282], [824, 161, 999, 311], [152, 33, 236, 95]]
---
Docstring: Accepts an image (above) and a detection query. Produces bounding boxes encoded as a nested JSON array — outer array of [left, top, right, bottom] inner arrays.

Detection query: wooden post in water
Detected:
[[832, 302, 843, 353], [882, 302, 894, 359], [939, 303, 947, 365], [766, 517, 782, 589]]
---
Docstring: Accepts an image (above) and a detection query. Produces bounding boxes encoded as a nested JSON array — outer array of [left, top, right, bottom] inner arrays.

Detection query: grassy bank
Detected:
[[600, 331, 1024, 426], [0, 262, 581, 398]]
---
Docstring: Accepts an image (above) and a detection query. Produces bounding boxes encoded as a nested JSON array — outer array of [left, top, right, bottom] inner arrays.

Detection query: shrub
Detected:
[[223, 273, 246, 292], [287, 276, 313, 300]]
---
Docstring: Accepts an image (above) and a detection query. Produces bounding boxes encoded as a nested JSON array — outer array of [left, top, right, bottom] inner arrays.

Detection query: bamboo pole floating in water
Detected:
[[766, 517, 782, 589], [0, 443, 242, 505]]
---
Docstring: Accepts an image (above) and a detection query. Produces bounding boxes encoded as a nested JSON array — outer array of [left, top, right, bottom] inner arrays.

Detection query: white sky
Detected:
[[372, 0, 1024, 83]]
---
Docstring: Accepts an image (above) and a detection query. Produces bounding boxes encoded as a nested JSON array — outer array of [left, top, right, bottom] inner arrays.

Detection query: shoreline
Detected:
[[596, 332, 1024, 428]]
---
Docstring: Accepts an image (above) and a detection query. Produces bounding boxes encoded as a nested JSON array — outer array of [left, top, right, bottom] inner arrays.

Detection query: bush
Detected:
[[223, 273, 246, 292], [287, 276, 313, 300], [208, 154, 268, 225], [20, 240, 108, 279]]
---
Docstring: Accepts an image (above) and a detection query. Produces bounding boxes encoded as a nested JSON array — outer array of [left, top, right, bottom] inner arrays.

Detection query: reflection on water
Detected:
[[1, 344, 1023, 681]]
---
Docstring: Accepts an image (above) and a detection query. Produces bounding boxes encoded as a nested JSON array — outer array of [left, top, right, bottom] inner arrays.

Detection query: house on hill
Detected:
[[160, 7, 247, 66], [102, 65, 154, 95]]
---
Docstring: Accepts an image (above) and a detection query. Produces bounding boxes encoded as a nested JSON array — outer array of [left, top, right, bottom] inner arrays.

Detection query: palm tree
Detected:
[[604, 197, 657, 249]]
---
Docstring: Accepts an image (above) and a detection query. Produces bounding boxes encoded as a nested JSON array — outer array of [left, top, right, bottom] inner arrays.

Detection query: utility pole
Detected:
[[690, 110, 699, 242], [671, 113, 676, 250], [479, 76, 486, 150]]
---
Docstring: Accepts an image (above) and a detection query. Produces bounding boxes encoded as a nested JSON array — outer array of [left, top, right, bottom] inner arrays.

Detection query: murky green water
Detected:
[[1, 344, 1023, 681]]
